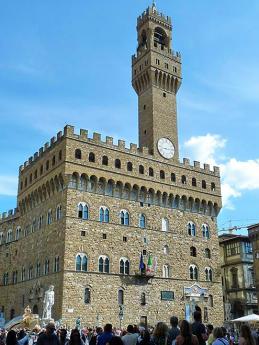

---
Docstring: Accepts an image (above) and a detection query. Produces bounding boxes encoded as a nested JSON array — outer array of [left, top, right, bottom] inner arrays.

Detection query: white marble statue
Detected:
[[42, 285, 55, 320]]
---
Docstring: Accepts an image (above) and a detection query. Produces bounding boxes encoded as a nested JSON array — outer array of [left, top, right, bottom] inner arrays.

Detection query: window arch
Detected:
[[208, 294, 213, 307], [21, 267, 25, 281], [139, 165, 144, 174], [120, 258, 130, 275], [46, 159, 50, 170], [84, 287, 91, 304], [115, 159, 121, 169], [139, 214, 146, 228], [76, 254, 88, 272], [44, 259, 50, 275], [36, 262, 41, 277], [187, 222, 196, 236], [164, 245, 169, 255], [163, 264, 170, 278], [160, 170, 165, 179], [205, 248, 211, 259], [205, 267, 213, 281], [102, 156, 108, 166], [0, 232, 4, 245], [75, 149, 82, 159], [192, 178, 197, 187], [202, 224, 210, 239], [149, 167, 154, 177], [127, 162, 133, 171], [28, 265, 33, 279], [52, 156, 56, 166], [47, 209, 52, 225], [189, 265, 198, 280], [120, 210, 129, 226], [162, 218, 169, 232], [118, 289, 124, 305], [154, 27, 168, 47], [171, 173, 176, 182], [181, 175, 187, 184], [6, 230, 13, 243], [99, 256, 110, 273], [78, 203, 89, 220], [56, 205, 62, 221], [54, 256, 60, 272], [202, 180, 207, 189], [89, 152, 95, 162], [211, 182, 216, 191], [100, 207, 109, 223], [190, 246, 197, 257]]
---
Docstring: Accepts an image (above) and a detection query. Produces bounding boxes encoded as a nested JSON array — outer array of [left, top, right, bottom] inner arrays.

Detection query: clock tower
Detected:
[[132, 3, 182, 161]]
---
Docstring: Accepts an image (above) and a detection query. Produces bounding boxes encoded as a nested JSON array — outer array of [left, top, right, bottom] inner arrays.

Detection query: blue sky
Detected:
[[1, 0, 259, 233]]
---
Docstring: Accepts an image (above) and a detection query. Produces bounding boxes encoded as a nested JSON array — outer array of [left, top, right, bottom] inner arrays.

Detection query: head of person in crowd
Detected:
[[69, 328, 82, 345], [127, 325, 134, 334], [96, 327, 103, 335], [213, 328, 224, 340], [133, 325, 139, 334], [60, 329, 68, 341], [104, 324, 113, 334], [193, 311, 202, 323], [170, 316, 179, 329], [153, 322, 168, 339], [142, 330, 151, 344], [109, 336, 124, 345], [207, 325, 213, 335], [240, 325, 255, 345], [17, 330, 26, 340], [180, 320, 192, 339], [6, 330, 18, 345], [195, 306, 202, 313], [221, 327, 227, 338], [46, 321, 56, 336]]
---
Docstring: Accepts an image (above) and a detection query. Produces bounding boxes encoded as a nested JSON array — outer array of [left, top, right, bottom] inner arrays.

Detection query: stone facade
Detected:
[[219, 234, 257, 321], [0, 3, 223, 328]]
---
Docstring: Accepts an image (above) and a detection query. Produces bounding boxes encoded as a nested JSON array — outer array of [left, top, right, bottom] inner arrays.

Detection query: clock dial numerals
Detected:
[[157, 138, 175, 159]]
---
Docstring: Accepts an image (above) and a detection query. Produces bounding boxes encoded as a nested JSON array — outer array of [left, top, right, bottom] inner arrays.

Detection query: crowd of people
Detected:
[[0, 309, 259, 345]]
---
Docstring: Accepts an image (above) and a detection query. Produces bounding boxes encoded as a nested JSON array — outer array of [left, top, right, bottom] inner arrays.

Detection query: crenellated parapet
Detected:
[[19, 125, 221, 178], [137, 5, 172, 30], [0, 208, 19, 222]]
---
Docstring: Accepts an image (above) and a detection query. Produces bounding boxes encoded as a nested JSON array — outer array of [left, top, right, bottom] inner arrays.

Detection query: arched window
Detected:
[[59, 150, 62, 161], [84, 288, 91, 304], [32, 218, 37, 232], [78, 203, 89, 220], [38, 215, 44, 229], [190, 246, 197, 257], [141, 292, 146, 305], [7, 230, 13, 243], [139, 165, 144, 174], [89, 152, 95, 162], [47, 209, 52, 225], [16, 227, 22, 240], [115, 159, 121, 169], [21, 267, 25, 281], [149, 167, 154, 177], [118, 289, 124, 305], [189, 265, 198, 280], [99, 256, 109, 273], [187, 222, 196, 236], [52, 156, 56, 166], [0, 232, 4, 245], [76, 254, 88, 272], [139, 214, 146, 228], [208, 294, 213, 307], [163, 264, 169, 278], [127, 162, 133, 171], [211, 183, 216, 191], [171, 173, 176, 182], [162, 218, 169, 232], [205, 248, 211, 259], [181, 175, 187, 184], [164, 245, 169, 255], [44, 259, 49, 275], [102, 156, 108, 166], [160, 170, 165, 179], [192, 178, 197, 187], [100, 207, 109, 223], [154, 27, 168, 47], [28, 265, 33, 279], [120, 258, 130, 275], [54, 256, 60, 272], [202, 180, 207, 189], [36, 262, 41, 277], [205, 267, 213, 281], [75, 149, 82, 159], [120, 210, 129, 226], [202, 224, 210, 239], [56, 205, 62, 221]]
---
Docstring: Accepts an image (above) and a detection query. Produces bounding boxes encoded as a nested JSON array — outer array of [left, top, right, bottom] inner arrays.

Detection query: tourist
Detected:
[[59, 329, 68, 345], [97, 324, 113, 345], [89, 328, 102, 345], [192, 312, 207, 345], [175, 320, 198, 345], [36, 322, 59, 345], [151, 322, 168, 345], [69, 329, 84, 345], [239, 325, 255, 345], [6, 330, 29, 345], [122, 325, 139, 345], [109, 336, 124, 345], [167, 316, 180, 345], [212, 327, 229, 345], [139, 330, 151, 345], [207, 325, 214, 345]]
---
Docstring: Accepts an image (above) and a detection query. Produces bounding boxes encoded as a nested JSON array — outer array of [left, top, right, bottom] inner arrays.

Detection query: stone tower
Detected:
[[132, 3, 182, 161]]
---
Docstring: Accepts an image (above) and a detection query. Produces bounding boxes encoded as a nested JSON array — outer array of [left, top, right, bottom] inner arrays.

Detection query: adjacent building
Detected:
[[219, 234, 257, 321], [0, 3, 223, 327], [248, 224, 259, 312]]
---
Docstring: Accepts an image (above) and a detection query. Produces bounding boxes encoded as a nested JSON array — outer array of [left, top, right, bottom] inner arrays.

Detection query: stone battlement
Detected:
[[19, 125, 220, 177], [0, 208, 18, 221], [137, 5, 172, 29], [132, 46, 181, 63]]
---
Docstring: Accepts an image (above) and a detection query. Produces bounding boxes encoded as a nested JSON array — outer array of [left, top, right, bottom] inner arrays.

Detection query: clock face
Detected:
[[157, 138, 175, 159]]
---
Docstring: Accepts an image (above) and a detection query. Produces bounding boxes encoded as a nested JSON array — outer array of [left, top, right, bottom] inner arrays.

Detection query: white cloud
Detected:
[[0, 176, 18, 196], [183, 134, 259, 210]]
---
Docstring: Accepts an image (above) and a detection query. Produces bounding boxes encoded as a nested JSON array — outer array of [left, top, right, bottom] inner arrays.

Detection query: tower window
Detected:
[[163, 92, 166, 98], [89, 152, 95, 163], [127, 162, 133, 172], [149, 167, 154, 177], [181, 175, 187, 184], [46, 161, 49, 171], [75, 149, 82, 159], [156, 59, 160, 65], [115, 159, 121, 169], [211, 182, 216, 191], [171, 173, 176, 182], [154, 27, 168, 47], [202, 180, 206, 189], [139, 165, 144, 174], [102, 156, 108, 166], [144, 130, 147, 134], [143, 105, 146, 110], [165, 63, 169, 69], [160, 170, 165, 179], [192, 178, 197, 187], [103, 233, 107, 239]]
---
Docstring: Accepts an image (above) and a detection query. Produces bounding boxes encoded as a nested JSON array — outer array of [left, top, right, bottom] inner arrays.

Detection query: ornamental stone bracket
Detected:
[[184, 283, 208, 301]]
